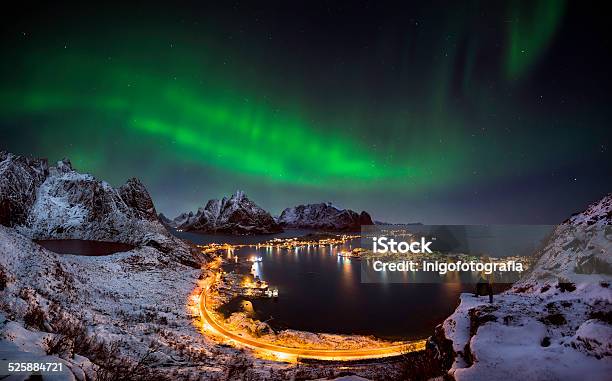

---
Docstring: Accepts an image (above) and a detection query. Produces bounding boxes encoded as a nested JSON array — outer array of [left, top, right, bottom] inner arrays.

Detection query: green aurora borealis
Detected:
[[1, 1, 610, 223], [2, 57, 414, 186]]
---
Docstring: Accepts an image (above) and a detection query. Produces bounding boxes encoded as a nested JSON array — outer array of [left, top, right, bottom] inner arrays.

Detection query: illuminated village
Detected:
[[196, 234, 360, 303]]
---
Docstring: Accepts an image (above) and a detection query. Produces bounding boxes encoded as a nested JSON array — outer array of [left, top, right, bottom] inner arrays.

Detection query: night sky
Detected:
[[1, 1, 610, 224]]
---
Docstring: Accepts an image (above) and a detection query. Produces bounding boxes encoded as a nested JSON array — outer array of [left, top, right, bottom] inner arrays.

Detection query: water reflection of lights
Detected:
[[252, 262, 262, 279], [440, 271, 462, 296], [337, 256, 354, 291], [442, 281, 462, 296], [375, 259, 388, 282]]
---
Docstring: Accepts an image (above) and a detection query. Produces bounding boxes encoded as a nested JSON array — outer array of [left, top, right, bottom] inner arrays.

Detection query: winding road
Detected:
[[198, 281, 426, 361]]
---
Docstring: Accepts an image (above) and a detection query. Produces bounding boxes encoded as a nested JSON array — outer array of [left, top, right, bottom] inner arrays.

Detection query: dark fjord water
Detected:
[[35, 239, 134, 256]]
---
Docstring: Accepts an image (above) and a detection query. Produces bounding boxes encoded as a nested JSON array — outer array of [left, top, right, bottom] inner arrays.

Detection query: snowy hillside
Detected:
[[0, 224, 221, 379], [278, 202, 373, 231], [172, 191, 282, 234], [436, 194, 612, 380]]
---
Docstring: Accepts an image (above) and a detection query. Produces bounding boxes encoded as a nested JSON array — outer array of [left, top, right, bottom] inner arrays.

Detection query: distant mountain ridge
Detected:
[[169, 191, 282, 234], [278, 202, 373, 231], [158, 212, 173, 225], [168, 198, 375, 233], [2, 151, 375, 238]]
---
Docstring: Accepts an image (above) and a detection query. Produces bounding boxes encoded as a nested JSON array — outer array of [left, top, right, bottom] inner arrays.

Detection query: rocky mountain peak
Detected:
[[118, 178, 158, 221], [0, 151, 177, 250], [278, 202, 373, 231], [56, 157, 73, 173], [157, 212, 173, 225], [230, 190, 246, 202], [323, 201, 344, 211], [172, 191, 281, 234]]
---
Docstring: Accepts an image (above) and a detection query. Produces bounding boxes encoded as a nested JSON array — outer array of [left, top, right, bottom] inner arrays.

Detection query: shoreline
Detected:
[[195, 261, 427, 361]]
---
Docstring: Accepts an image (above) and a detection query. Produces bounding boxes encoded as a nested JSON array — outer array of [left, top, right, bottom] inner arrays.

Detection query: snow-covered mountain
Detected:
[[21, 158, 162, 244], [0, 151, 197, 263], [278, 202, 373, 231], [172, 191, 282, 234], [434, 194, 612, 380]]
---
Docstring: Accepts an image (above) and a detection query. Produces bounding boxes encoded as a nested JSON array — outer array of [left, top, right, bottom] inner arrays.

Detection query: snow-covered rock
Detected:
[[0, 224, 214, 379], [435, 194, 612, 380], [278, 202, 373, 231], [22, 160, 157, 243], [118, 177, 158, 221], [173, 190, 282, 234], [0, 151, 49, 227]]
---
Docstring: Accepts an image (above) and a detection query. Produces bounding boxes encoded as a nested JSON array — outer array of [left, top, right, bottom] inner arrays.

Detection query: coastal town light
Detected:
[[193, 236, 428, 362]]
